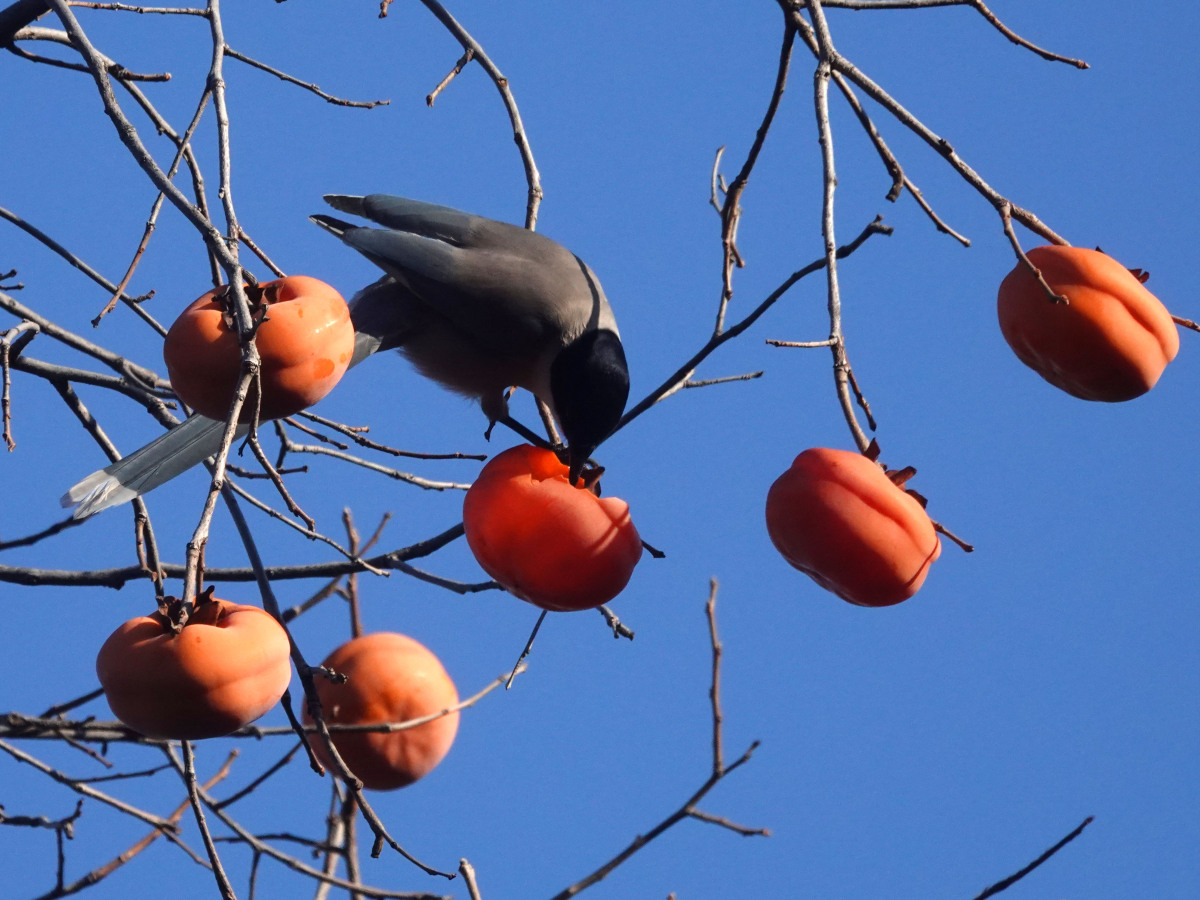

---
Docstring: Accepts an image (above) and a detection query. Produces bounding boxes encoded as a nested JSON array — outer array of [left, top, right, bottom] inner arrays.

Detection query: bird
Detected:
[[62, 194, 630, 518]]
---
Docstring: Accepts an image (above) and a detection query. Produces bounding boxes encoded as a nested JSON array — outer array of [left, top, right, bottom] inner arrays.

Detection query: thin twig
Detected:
[[597, 605, 635, 641], [297, 412, 487, 460], [705, 580, 724, 774], [681, 372, 763, 390], [715, 13, 795, 333], [784, 5, 1067, 245], [964, 0, 1088, 68], [973, 816, 1094, 900], [225, 45, 389, 108], [212, 742, 302, 811], [30, 753, 236, 900], [61, 2, 207, 14], [506, 611, 546, 689], [616, 217, 891, 434], [180, 742, 237, 899], [416, 0, 541, 227], [1, 320, 38, 449], [94, 85, 212, 326], [282, 440, 471, 491], [459, 859, 484, 900], [0, 522, 468, 588], [0, 283, 166, 382], [766, 338, 836, 348], [245, 431, 317, 530], [809, 0, 872, 452], [1171, 315, 1200, 333], [426, 47, 473, 106], [39, 689, 105, 720], [0, 739, 177, 833], [547, 584, 765, 900], [166, 748, 447, 900], [687, 808, 771, 837]]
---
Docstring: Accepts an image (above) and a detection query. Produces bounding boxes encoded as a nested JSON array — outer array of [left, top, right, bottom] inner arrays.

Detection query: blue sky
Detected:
[[3, 2, 1200, 898]]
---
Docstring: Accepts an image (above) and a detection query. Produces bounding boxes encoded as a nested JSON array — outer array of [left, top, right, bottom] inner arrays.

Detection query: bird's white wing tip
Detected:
[[61, 471, 140, 519]]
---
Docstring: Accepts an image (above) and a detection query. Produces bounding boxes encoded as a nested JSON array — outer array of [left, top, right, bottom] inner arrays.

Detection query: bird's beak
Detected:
[[568, 449, 605, 493], [567, 444, 596, 487], [568, 454, 587, 487]]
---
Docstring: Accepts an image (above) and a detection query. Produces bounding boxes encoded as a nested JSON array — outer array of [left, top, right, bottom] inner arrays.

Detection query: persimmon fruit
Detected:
[[163, 275, 355, 421], [997, 245, 1179, 401], [96, 596, 292, 740], [462, 444, 643, 612], [303, 633, 459, 791], [765, 447, 941, 608]]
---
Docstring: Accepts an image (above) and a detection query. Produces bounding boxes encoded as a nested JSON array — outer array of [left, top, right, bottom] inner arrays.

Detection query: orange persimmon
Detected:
[[303, 633, 459, 791], [462, 444, 642, 612], [997, 245, 1179, 401], [765, 447, 941, 608], [96, 595, 292, 740], [163, 275, 355, 421]]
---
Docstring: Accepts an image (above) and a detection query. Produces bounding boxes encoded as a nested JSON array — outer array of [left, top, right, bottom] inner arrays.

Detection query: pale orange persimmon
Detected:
[[766, 447, 941, 608], [96, 595, 292, 740], [462, 444, 642, 612], [303, 633, 459, 791], [997, 245, 1178, 401], [163, 275, 354, 421]]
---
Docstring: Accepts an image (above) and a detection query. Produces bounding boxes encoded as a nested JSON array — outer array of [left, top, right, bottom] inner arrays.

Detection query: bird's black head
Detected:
[[550, 329, 629, 484]]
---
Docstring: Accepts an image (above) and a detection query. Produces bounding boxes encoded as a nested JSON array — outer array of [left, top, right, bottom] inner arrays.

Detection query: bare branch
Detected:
[[459, 859, 484, 900], [715, 13, 795, 333], [0, 739, 178, 833], [296, 411, 487, 461], [547, 585, 765, 899], [426, 47, 473, 106], [30, 754, 235, 900], [784, 6, 1067, 245], [180, 741, 237, 899], [226, 44, 390, 108], [1, 319, 38, 449], [964, 0, 1088, 68], [616, 216, 891, 434], [973, 816, 1094, 900], [415, 0, 542, 227]]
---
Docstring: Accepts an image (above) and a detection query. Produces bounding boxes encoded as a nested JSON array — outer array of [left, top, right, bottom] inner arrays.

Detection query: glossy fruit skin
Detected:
[[164, 275, 355, 421], [765, 448, 941, 608], [462, 444, 643, 612], [303, 633, 459, 791], [997, 245, 1179, 401], [96, 598, 292, 740]]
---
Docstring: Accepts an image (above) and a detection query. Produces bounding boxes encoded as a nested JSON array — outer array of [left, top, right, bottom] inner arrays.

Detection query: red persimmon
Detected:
[[997, 245, 1178, 401], [463, 444, 642, 612], [766, 447, 941, 608]]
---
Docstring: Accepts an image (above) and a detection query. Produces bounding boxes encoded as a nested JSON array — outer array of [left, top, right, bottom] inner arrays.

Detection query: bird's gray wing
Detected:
[[317, 200, 593, 356], [325, 194, 483, 247]]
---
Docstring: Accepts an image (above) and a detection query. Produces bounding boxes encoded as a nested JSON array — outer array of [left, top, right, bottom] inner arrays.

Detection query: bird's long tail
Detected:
[[61, 205, 412, 520], [61, 415, 241, 519], [60, 327, 384, 519]]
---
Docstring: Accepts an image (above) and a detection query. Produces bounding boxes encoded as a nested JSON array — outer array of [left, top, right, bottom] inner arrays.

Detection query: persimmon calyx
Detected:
[[885, 465, 917, 488], [212, 282, 274, 343], [884, 465, 932, 510], [155, 587, 226, 634], [155, 596, 188, 635], [1092, 245, 1152, 285]]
